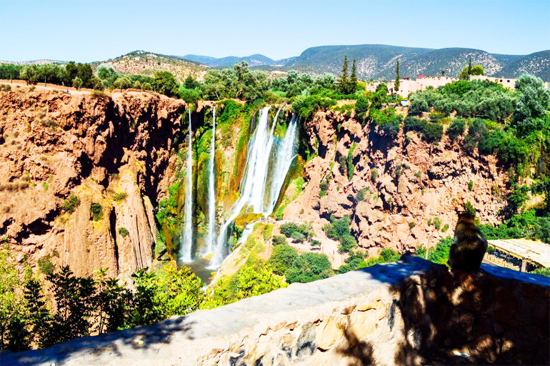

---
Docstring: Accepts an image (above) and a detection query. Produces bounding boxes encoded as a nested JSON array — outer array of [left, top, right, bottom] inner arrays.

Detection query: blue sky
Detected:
[[0, 0, 549, 62]]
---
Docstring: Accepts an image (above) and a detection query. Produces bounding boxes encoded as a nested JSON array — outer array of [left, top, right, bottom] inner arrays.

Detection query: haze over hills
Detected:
[[183, 53, 288, 68]]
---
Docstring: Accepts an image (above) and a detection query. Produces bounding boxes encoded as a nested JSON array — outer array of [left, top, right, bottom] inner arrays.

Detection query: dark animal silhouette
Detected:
[[448, 211, 488, 271]]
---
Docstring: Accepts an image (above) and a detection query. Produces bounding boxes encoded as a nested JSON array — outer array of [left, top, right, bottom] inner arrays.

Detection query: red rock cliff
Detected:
[[0, 89, 186, 278], [284, 110, 508, 255]]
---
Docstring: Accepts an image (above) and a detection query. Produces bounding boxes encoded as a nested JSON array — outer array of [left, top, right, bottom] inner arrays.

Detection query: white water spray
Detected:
[[209, 106, 298, 268], [205, 107, 217, 255], [180, 111, 194, 263], [267, 114, 298, 214]]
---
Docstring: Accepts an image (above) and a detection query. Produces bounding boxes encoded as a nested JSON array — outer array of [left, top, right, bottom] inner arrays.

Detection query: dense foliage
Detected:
[[323, 217, 357, 253], [268, 244, 332, 283], [0, 246, 289, 352]]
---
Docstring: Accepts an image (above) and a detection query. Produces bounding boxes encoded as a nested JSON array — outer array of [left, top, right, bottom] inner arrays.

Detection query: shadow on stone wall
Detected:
[[336, 328, 375, 365], [2, 317, 195, 365], [365, 255, 550, 365]]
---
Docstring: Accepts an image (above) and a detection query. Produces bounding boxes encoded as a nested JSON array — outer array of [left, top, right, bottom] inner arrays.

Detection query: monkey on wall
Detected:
[[448, 209, 488, 271]]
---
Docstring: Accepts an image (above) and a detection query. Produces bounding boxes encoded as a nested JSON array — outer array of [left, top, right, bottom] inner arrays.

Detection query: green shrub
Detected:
[[61, 194, 80, 213], [293, 94, 337, 121], [441, 224, 449, 233], [280, 223, 299, 237], [291, 231, 306, 243], [91, 203, 103, 221], [38, 254, 55, 276], [286, 252, 332, 283], [323, 217, 357, 253], [356, 188, 368, 202], [337, 251, 367, 273], [319, 180, 329, 197], [380, 248, 400, 263], [433, 217, 441, 230], [468, 180, 474, 191], [279, 222, 313, 242], [272, 235, 287, 246], [371, 168, 378, 183], [370, 107, 402, 137], [447, 117, 466, 141], [404, 116, 443, 143], [112, 191, 128, 202], [531, 267, 550, 277], [118, 227, 129, 238], [338, 155, 347, 176], [268, 244, 298, 276], [409, 222, 416, 229]]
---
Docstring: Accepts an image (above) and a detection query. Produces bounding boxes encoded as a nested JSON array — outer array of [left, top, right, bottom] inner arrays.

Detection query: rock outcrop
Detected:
[[3, 257, 548, 365], [0, 89, 186, 277], [285, 110, 508, 255]]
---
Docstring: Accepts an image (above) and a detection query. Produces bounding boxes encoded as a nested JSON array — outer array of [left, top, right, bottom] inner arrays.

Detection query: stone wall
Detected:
[[2, 256, 549, 366]]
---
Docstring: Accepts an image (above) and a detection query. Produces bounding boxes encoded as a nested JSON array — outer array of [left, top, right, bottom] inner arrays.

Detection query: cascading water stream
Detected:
[[205, 107, 217, 255], [180, 111, 194, 263], [209, 106, 298, 268], [267, 114, 298, 214]]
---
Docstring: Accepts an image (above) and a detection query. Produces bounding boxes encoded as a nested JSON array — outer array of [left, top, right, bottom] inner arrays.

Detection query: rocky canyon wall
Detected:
[[284, 110, 509, 256], [0, 88, 187, 277]]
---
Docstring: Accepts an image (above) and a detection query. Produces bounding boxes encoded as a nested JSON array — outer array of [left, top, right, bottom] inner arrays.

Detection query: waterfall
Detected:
[[180, 111, 194, 263], [267, 114, 298, 214], [205, 106, 217, 255], [209, 106, 298, 268]]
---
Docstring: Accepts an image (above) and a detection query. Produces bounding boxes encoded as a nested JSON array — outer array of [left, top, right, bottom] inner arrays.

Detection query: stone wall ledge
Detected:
[[2, 256, 549, 366]]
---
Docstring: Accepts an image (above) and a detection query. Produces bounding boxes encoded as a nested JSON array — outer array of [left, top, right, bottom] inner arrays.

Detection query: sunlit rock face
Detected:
[[4, 256, 548, 365], [284, 109, 508, 255], [0, 89, 186, 277]]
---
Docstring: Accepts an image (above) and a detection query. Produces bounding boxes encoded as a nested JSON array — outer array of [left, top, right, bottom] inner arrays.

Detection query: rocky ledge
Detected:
[[2, 256, 548, 366]]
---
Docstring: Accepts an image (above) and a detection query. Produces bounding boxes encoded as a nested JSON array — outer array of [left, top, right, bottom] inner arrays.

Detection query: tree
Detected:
[[460, 62, 484, 80], [94, 269, 132, 334], [349, 58, 358, 94], [113, 77, 131, 90], [152, 71, 179, 97], [76, 63, 93, 87], [0, 249, 23, 349], [46, 266, 96, 344], [286, 253, 332, 283], [20, 65, 40, 84], [269, 244, 298, 275], [65, 62, 78, 84], [471, 65, 484, 76], [23, 279, 51, 348], [513, 74, 550, 126], [72, 77, 83, 90], [338, 56, 349, 94], [184, 75, 199, 90], [394, 60, 400, 93]]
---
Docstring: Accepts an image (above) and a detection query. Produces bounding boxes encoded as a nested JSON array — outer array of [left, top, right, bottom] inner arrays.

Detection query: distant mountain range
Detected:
[[181, 45, 550, 81], [182, 54, 293, 68], [4, 45, 549, 81]]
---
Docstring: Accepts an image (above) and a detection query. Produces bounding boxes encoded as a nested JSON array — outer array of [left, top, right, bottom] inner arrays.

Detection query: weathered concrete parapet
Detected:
[[2, 256, 549, 365]]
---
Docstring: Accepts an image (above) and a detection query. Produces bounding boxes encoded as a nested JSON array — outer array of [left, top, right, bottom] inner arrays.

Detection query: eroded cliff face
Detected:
[[284, 110, 508, 255], [0, 89, 186, 277]]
